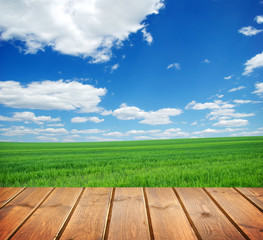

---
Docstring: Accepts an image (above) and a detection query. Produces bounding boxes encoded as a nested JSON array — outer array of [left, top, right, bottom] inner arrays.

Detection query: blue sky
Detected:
[[0, 0, 262, 142]]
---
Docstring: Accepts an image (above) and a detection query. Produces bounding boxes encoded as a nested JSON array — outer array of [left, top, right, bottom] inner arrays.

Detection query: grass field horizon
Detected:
[[0, 136, 262, 187]]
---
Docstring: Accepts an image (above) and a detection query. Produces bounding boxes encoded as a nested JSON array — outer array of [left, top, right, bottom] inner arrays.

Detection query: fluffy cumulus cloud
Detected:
[[0, 80, 106, 112], [112, 103, 182, 125], [255, 15, 263, 24], [243, 51, 263, 75], [103, 131, 126, 137], [71, 129, 106, 134], [185, 100, 234, 110], [231, 130, 263, 137], [213, 119, 249, 127], [193, 128, 246, 135], [238, 26, 263, 36], [0, 126, 68, 136], [253, 82, 263, 96], [208, 108, 254, 120], [0, 111, 60, 125], [233, 100, 258, 104], [71, 116, 104, 123], [152, 128, 190, 138], [0, 0, 164, 62]]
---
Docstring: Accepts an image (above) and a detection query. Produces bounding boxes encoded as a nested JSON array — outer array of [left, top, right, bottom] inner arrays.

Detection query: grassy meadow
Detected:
[[0, 136, 262, 187]]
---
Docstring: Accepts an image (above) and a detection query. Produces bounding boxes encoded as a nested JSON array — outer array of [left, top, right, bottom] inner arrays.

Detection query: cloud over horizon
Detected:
[[112, 103, 182, 125], [0, 80, 106, 113]]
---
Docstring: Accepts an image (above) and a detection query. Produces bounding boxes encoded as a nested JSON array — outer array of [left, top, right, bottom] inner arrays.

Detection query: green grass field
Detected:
[[0, 136, 262, 187]]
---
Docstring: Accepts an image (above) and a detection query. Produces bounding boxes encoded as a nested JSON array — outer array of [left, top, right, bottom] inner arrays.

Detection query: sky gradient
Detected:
[[0, 0, 262, 142]]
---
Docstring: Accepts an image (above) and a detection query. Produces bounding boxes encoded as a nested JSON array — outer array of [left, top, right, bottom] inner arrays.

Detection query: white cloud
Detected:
[[252, 82, 263, 96], [0, 80, 106, 112], [213, 119, 249, 127], [47, 123, 64, 127], [36, 136, 58, 142], [234, 100, 263, 104], [193, 128, 246, 135], [127, 130, 147, 135], [255, 15, 263, 24], [243, 51, 263, 75], [224, 75, 233, 80], [231, 130, 263, 137], [126, 129, 161, 135], [185, 100, 234, 110], [112, 103, 182, 125], [110, 64, 119, 73], [141, 27, 153, 45], [71, 116, 104, 123], [202, 59, 210, 63], [0, 126, 68, 136], [103, 131, 126, 137], [70, 129, 106, 134], [0, 111, 60, 125], [152, 128, 190, 138], [40, 128, 68, 134], [208, 108, 254, 120], [216, 94, 224, 98], [167, 62, 181, 70], [228, 86, 246, 92], [238, 26, 263, 36], [85, 136, 120, 142], [191, 121, 198, 126], [101, 110, 113, 116], [0, 0, 164, 62], [134, 136, 154, 140]]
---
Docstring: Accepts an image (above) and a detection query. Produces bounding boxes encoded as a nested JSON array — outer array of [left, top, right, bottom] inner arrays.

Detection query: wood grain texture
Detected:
[[60, 188, 112, 240], [11, 188, 82, 240], [146, 188, 198, 240], [107, 188, 151, 240], [176, 188, 245, 240], [236, 188, 263, 212], [0, 188, 24, 208], [206, 188, 263, 240], [0, 188, 53, 240]]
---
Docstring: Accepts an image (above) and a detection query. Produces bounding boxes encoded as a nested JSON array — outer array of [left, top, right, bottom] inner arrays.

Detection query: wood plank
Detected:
[[107, 188, 151, 240], [11, 187, 82, 240], [146, 188, 198, 240], [60, 188, 112, 240], [236, 188, 263, 212], [0, 188, 24, 208], [206, 188, 263, 240], [176, 188, 245, 240], [0, 188, 53, 240]]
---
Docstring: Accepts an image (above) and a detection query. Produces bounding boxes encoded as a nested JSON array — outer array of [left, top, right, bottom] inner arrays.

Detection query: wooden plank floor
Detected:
[[0, 188, 262, 240]]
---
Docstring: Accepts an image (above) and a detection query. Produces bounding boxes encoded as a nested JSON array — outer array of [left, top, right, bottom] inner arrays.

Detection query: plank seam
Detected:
[[172, 188, 202, 240], [234, 188, 263, 213], [0, 188, 27, 209], [54, 187, 85, 240], [103, 187, 115, 240], [142, 188, 155, 240], [202, 188, 250, 240], [6, 187, 55, 240]]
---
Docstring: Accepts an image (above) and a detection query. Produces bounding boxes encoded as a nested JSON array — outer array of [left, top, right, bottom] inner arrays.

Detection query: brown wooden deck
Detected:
[[0, 188, 262, 240]]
